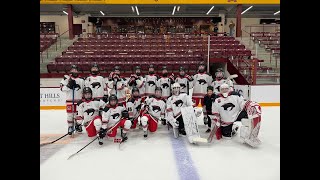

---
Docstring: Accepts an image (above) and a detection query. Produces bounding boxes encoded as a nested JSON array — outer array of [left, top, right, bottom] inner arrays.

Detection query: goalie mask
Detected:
[[171, 83, 181, 96], [220, 83, 230, 98]]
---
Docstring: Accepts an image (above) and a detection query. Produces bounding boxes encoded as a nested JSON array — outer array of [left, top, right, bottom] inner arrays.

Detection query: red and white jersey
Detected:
[[192, 73, 213, 98], [212, 92, 246, 126], [128, 75, 146, 97], [76, 98, 106, 124], [84, 75, 107, 99], [166, 93, 193, 119], [156, 77, 173, 99], [212, 78, 234, 94], [101, 104, 126, 129], [107, 78, 127, 104], [144, 97, 166, 120], [175, 75, 193, 94], [60, 75, 85, 102], [126, 97, 143, 120], [145, 74, 159, 97]]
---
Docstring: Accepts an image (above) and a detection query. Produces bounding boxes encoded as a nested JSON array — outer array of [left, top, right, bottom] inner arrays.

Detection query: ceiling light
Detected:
[[172, 6, 176, 15], [63, 11, 68, 15], [274, 10, 280, 15], [131, 6, 135, 12], [177, 6, 180, 12], [135, 6, 139, 15], [241, 6, 253, 15], [206, 6, 215, 15], [100, 11, 105, 16]]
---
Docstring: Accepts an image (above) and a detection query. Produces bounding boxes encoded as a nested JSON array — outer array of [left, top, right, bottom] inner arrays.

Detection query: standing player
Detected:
[[126, 87, 143, 130], [75, 87, 106, 144], [156, 66, 174, 99], [99, 95, 132, 143], [140, 87, 166, 138], [212, 68, 234, 94], [107, 66, 127, 106], [209, 83, 262, 147], [145, 64, 159, 97], [166, 83, 194, 136], [84, 63, 108, 102], [175, 66, 194, 95], [128, 66, 146, 99], [203, 86, 217, 133], [192, 61, 213, 120], [60, 64, 85, 135]]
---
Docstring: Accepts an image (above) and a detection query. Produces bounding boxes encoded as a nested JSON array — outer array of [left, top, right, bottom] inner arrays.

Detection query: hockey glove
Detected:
[[99, 128, 107, 139]]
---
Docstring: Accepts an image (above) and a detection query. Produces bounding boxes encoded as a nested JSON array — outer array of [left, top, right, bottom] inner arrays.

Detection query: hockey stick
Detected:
[[40, 133, 70, 147], [71, 86, 75, 138], [67, 136, 99, 160]]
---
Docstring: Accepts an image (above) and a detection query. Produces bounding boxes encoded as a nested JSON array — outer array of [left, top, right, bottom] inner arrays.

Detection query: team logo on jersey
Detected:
[[173, 99, 183, 107], [221, 103, 235, 111], [198, 79, 207, 85], [84, 108, 95, 116], [216, 86, 220, 91], [147, 81, 156, 86], [111, 113, 120, 119], [180, 83, 186, 89], [152, 105, 161, 113], [135, 104, 142, 111], [162, 83, 169, 89], [74, 84, 81, 91], [91, 82, 101, 89]]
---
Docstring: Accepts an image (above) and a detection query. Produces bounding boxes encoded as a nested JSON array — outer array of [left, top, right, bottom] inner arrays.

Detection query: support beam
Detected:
[[236, 4, 242, 37], [67, 4, 74, 40]]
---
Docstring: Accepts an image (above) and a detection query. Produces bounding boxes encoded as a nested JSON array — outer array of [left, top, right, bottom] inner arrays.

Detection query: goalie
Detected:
[[208, 83, 262, 147]]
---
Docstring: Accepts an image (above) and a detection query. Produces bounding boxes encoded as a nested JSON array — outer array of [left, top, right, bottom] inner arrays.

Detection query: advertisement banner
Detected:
[[233, 85, 250, 100], [40, 88, 66, 106]]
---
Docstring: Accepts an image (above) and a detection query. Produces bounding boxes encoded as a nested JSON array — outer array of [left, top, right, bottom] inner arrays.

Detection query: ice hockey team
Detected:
[[59, 62, 262, 147]]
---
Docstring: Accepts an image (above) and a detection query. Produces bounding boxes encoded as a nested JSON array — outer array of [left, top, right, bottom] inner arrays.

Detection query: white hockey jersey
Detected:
[[192, 73, 213, 98], [76, 98, 106, 125], [107, 78, 127, 104], [175, 75, 194, 94], [84, 75, 107, 98], [60, 75, 85, 102], [145, 74, 159, 97], [166, 93, 193, 120], [144, 97, 166, 120], [126, 97, 143, 120], [157, 76, 173, 99], [128, 75, 146, 97], [101, 104, 126, 129], [212, 78, 234, 94], [212, 92, 246, 126]]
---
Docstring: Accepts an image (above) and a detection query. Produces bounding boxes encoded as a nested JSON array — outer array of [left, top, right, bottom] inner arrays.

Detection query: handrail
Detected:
[[59, 30, 70, 37]]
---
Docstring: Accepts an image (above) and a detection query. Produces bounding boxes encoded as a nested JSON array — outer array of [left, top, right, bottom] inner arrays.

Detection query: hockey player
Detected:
[[84, 63, 108, 102], [209, 83, 262, 147], [140, 87, 167, 138], [212, 68, 234, 94], [156, 66, 174, 99], [75, 87, 106, 141], [99, 95, 132, 143], [107, 66, 127, 106], [174, 66, 194, 95], [60, 64, 85, 135], [192, 62, 213, 123], [145, 64, 159, 97], [166, 83, 194, 136], [126, 87, 143, 129], [128, 66, 146, 99]]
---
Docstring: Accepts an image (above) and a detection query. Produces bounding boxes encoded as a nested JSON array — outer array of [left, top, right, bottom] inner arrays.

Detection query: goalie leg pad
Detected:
[[240, 117, 261, 147]]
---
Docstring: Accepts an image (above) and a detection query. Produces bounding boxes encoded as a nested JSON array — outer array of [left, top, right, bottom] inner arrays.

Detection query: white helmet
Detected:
[[171, 83, 181, 95], [220, 83, 230, 97]]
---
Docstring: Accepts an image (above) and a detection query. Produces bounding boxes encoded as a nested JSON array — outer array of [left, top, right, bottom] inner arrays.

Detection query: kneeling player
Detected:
[[140, 87, 166, 138], [75, 87, 106, 139], [209, 83, 262, 147], [99, 95, 132, 144]]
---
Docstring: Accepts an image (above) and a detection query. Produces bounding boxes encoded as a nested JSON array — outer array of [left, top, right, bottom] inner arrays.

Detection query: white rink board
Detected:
[[40, 87, 66, 106], [250, 85, 280, 103]]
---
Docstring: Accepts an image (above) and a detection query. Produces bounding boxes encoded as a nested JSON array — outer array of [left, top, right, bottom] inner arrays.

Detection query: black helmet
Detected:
[[134, 66, 141, 70], [149, 64, 154, 69], [162, 66, 167, 70], [83, 87, 92, 94], [70, 64, 78, 70], [198, 61, 206, 68], [131, 87, 139, 94], [109, 94, 118, 102], [70, 64, 79, 77], [216, 68, 223, 72], [179, 66, 185, 72], [121, 110, 129, 119], [114, 66, 121, 71]]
